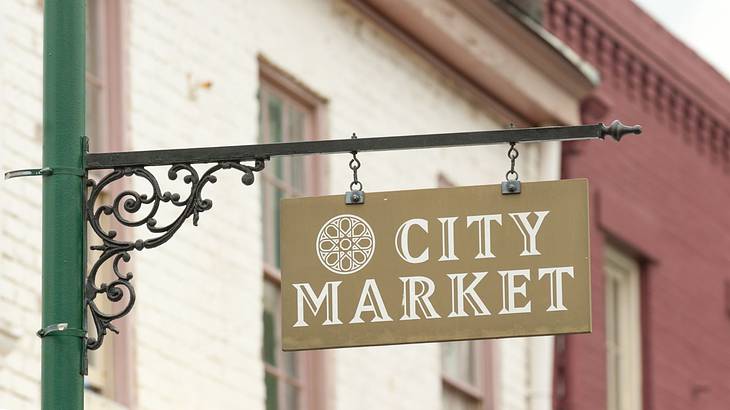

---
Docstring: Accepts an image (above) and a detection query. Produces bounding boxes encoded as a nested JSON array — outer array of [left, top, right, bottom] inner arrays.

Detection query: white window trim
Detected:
[[259, 57, 328, 410], [604, 244, 642, 410]]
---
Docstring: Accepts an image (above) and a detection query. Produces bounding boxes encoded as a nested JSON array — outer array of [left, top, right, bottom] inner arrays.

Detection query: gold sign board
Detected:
[[281, 179, 591, 350]]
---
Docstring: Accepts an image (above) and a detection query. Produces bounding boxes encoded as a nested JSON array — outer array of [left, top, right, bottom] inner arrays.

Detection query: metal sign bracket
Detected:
[[25, 121, 642, 355]]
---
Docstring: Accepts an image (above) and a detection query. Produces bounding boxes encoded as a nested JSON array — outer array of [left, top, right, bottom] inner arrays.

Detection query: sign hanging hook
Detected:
[[345, 133, 365, 204], [502, 124, 521, 195]]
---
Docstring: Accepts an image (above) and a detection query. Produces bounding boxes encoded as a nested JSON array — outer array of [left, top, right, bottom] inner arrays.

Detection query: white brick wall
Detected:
[[1, 1, 44, 409], [0, 1, 567, 409]]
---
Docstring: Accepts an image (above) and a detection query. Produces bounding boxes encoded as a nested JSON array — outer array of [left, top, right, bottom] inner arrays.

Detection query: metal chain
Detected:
[[506, 142, 519, 181], [349, 133, 363, 191]]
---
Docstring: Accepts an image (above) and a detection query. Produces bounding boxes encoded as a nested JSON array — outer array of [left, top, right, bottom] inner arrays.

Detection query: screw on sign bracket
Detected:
[[345, 190, 365, 204]]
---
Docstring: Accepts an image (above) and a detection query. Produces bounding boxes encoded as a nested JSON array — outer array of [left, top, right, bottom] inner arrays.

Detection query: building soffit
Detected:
[[488, 0, 600, 89], [362, 0, 598, 125]]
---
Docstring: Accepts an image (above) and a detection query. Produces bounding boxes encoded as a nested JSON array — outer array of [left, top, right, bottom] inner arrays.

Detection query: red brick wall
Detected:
[[546, 1, 730, 409]]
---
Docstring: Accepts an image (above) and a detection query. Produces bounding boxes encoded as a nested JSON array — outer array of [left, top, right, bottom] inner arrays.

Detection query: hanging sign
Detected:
[[280, 179, 591, 350]]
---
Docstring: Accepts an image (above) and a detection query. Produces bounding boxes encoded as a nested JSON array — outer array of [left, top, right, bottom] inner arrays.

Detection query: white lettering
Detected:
[[395, 219, 429, 264], [466, 214, 502, 259], [509, 211, 549, 256], [498, 269, 532, 314], [400, 276, 441, 320], [538, 266, 575, 311], [438, 217, 459, 261], [292, 281, 343, 327], [448, 272, 490, 317], [350, 279, 393, 323]]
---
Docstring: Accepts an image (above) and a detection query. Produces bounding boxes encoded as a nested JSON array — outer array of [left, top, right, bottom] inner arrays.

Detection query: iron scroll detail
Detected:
[[84, 160, 266, 352]]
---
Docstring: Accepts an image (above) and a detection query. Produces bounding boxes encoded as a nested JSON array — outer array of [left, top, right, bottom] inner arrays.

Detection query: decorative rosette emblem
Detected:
[[316, 214, 375, 274]]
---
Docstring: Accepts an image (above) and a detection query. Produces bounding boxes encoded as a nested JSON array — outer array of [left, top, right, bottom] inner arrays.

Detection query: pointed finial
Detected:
[[601, 120, 642, 141]]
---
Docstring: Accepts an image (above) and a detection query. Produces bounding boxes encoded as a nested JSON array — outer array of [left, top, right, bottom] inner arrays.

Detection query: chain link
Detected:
[[349, 133, 363, 191], [506, 142, 519, 181]]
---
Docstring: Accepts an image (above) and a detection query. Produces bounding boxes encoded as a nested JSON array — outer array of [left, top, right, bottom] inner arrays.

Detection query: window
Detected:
[[85, 0, 129, 403], [604, 244, 642, 410], [86, 0, 106, 152], [263, 280, 303, 410], [260, 80, 313, 270], [85, 0, 112, 394], [259, 59, 326, 410], [442, 341, 482, 410], [440, 341, 495, 410], [439, 174, 493, 410]]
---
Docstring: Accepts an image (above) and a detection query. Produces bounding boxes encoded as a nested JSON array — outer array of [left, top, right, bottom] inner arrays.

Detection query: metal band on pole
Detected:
[[42, 1, 86, 408]]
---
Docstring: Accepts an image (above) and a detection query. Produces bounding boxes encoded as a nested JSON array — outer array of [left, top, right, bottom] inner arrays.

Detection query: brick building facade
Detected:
[[546, 1, 730, 409]]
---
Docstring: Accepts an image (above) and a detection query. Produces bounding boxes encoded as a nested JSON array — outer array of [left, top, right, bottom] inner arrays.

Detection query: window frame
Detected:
[[259, 57, 328, 410], [86, 0, 127, 154], [604, 243, 642, 410], [85, 0, 133, 405], [437, 173, 495, 410], [441, 340, 495, 410]]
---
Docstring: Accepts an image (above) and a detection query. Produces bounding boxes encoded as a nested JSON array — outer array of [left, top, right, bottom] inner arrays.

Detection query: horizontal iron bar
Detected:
[[86, 122, 640, 170]]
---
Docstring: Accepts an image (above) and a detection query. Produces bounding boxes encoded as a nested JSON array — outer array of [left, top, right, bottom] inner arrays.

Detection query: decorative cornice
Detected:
[[547, 0, 730, 169], [355, 0, 597, 125]]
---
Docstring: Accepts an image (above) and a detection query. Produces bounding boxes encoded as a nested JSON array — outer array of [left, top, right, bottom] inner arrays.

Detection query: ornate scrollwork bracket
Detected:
[[84, 159, 266, 360]]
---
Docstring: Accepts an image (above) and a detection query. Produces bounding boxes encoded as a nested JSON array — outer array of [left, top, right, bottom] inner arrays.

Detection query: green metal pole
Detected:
[[42, 1, 85, 409]]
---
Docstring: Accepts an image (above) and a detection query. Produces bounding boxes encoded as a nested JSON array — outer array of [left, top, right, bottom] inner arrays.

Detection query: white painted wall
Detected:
[[0, 1, 45, 409], [0, 1, 573, 409]]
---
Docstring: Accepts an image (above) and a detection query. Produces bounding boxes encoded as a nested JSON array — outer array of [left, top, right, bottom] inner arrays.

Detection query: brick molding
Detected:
[[547, 0, 730, 169]]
